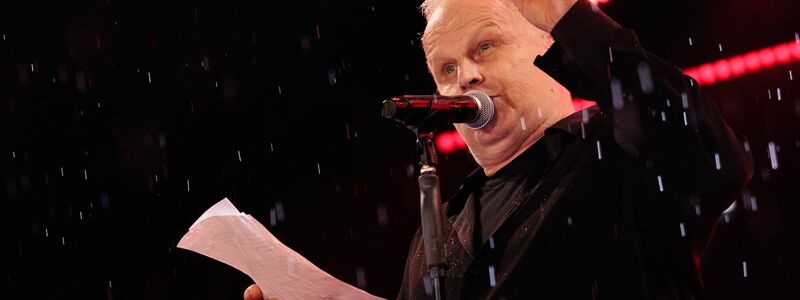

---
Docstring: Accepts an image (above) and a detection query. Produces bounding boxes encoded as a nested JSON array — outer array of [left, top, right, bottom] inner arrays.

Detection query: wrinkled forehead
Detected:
[[422, 0, 514, 55]]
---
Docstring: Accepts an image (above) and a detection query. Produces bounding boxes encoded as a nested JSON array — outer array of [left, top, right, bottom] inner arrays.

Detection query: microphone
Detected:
[[381, 89, 495, 129]]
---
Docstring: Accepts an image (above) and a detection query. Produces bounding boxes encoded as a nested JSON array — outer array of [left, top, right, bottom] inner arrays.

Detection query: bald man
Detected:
[[245, 0, 753, 298]]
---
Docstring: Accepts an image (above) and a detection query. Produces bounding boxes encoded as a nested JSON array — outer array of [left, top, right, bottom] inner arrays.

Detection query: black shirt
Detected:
[[465, 107, 598, 251]]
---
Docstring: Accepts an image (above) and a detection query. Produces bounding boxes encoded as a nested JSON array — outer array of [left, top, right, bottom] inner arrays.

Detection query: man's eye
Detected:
[[444, 65, 456, 74], [479, 43, 491, 53]]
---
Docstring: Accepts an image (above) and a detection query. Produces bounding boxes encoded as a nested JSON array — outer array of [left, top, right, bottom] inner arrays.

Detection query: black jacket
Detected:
[[397, 1, 754, 299]]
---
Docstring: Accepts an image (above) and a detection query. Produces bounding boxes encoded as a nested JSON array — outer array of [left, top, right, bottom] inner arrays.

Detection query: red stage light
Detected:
[[572, 98, 597, 111], [758, 48, 777, 69], [713, 60, 731, 81], [698, 64, 717, 85], [453, 131, 466, 148], [790, 41, 800, 60], [743, 52, 763, 73], [728, 56, 746, 77], [683, 68, 700, 82], [773, 44, 792, 64], [436, 131, 456, 154]]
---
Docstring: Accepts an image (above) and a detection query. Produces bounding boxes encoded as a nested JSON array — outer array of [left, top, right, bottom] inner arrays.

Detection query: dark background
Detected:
[[1, 0, 798, 299]]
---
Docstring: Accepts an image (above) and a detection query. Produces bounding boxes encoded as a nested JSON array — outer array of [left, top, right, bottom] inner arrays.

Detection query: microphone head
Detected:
[[464, 89, 495, 129]]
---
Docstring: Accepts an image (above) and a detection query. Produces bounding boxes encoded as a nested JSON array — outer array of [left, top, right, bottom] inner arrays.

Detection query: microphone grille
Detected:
[[464, 90, 495, 129]]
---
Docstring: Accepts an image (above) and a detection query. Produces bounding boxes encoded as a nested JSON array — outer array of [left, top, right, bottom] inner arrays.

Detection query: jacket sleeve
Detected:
[[533, 0, 753, 237]]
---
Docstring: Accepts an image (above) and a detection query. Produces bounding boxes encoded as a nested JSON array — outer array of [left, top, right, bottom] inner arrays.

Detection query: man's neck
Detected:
[[479, 130, 544, 177], [478, 109, 573, 177]]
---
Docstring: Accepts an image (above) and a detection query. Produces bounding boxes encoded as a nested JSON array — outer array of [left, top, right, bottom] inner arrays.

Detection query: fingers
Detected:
[[243, 284, 263, 300]]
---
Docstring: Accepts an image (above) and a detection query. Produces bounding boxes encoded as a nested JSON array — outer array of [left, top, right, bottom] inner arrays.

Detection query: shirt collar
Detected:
[[446, 105, 600, 214], [544, 105, 600, 137]]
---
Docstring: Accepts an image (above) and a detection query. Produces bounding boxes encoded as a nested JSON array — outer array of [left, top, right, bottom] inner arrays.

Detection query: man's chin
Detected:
[[467, 118, 505, 144]]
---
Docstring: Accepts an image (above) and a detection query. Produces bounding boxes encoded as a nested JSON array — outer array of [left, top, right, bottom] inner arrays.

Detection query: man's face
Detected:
[[423, 0, 564, 150]]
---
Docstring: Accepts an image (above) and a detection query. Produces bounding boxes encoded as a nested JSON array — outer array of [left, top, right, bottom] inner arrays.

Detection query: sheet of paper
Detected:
[[178, 198, 384, 300]]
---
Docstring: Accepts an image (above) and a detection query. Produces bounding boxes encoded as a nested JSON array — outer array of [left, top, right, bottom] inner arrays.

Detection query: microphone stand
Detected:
[[414, 125, 448, 300]]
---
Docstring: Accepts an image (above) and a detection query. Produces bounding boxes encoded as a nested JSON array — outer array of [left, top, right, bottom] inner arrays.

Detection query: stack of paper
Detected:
[[178, 198, 383, 300]]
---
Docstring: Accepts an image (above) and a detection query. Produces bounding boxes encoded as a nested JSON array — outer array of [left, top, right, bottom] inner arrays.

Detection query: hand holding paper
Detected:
[[178, 198, 384, 300]]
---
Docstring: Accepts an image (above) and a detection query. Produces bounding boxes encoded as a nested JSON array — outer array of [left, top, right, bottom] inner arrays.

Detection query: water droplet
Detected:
[[287, 256, 296, 275], [377, 204, 389, 226], [580, 123, 586, 139], [742, 261, 748, 277], [657, 175, 664, 192], [611, 78, 623, 109], [714, 152, 721, 170], [276, 201, 285, 221], [681, 92, 689, 108], [488, 265, 497, 287], [768, 141, 779, 170], [328, 70, 337, 85], [406, 164, 416, 178], [422, 274, 433, 296], [596, 141, 602, 160], [679, 222, 686, 237], [750, 195, 758, 212], [637, 62, 653, 93], [356, 267, 367, 288]]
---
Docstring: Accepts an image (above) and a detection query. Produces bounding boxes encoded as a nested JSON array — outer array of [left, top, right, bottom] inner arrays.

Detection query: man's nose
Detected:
[[458, 61, 483, 92]]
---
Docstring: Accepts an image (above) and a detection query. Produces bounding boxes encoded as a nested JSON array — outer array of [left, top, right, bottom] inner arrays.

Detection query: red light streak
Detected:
[[684, 40, 799, 86]]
